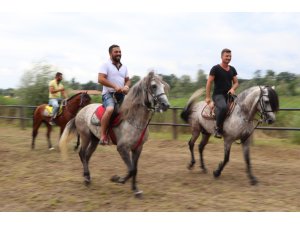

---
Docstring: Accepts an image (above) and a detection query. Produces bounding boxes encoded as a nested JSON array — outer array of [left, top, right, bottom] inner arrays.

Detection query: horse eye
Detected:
[[151, 84, 157, 89], [265, 100, 270, 104]]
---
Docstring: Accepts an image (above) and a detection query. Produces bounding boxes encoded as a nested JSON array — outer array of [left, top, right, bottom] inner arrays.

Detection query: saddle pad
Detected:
[[44, 105, 63, 117], [94, 105, 122, 127]]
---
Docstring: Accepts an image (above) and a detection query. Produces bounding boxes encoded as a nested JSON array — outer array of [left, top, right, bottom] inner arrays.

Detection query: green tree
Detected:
[[130, 75, 141, 87], [18, 61, 57, 105]]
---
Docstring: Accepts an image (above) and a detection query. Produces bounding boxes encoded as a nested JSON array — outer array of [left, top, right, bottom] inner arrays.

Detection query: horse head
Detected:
[[257, 86, 279, 124], [145, 71, 170, 112], [79, 91, 91, 107]]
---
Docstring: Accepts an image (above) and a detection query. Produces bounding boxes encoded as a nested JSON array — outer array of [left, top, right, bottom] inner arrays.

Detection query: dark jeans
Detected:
[[213, 94, 228, 130]]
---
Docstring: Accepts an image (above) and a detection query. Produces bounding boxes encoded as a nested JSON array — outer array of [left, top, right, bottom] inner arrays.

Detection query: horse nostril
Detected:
[[267, 119, 274, 124]]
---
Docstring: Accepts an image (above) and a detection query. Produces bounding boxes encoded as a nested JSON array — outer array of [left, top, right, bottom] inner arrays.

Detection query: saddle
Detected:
[[201, 95, 236, 120], [43, 104, 63, 117]]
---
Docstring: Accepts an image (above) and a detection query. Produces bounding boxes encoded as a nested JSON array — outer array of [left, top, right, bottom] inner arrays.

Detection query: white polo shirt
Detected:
[[99, 60, 129, 95]]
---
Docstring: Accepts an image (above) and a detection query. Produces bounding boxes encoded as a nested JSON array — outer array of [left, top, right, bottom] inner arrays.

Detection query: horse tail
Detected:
[[180, 89, 204, 123], [59, 118, 77, 159]]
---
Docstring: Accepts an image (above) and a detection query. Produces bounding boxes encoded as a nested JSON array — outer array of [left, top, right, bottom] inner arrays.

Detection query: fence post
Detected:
[[20, 106, 25, 129], [172, 108, 177, 140]]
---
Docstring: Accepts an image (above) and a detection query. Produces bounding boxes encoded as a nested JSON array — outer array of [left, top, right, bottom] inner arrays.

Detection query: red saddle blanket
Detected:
[[94, 105, 122, 145], [95, 105, 122, 127]]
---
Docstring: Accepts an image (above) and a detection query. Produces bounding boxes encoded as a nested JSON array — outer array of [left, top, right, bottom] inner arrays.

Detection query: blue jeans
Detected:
[[102, 92, 124, 108], [49, 98, 62, 117]]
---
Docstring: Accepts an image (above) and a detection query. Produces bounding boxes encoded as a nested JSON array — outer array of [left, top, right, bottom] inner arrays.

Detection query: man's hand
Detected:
[[228, 88, 235, 95], [114, 86, 122, 93], [122, 85, 129, 94], [205, 97, 211, 105]]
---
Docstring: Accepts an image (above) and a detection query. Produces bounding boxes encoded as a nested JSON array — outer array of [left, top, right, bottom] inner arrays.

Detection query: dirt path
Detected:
[[0, 126, 299, 211]]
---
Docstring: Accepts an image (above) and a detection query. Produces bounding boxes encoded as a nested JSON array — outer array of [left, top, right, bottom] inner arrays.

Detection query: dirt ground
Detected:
[[0, 126, 299, 212]]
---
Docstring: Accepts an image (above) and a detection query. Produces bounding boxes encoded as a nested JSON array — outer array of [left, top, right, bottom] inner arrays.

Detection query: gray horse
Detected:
[[181, 86, 279, 185], [59, 72, 170, 196]]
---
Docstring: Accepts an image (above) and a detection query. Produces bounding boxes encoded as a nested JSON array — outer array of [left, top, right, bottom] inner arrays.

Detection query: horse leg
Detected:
[[74, 134, 80, 151], [198, 133, 211, 173], [111, 144, 133, 185], [131, 146, 143, 197], [31, 118, 43, 150], [242, 137, 258, 185], [45, 122, 54, 150], [79, 134, 98, 185], [213, 139, 233, 178], [187, 128, 200, 170]]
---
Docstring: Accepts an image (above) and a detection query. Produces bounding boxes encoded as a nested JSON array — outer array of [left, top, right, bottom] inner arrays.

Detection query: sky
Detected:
[[1, 1, 300, 89]]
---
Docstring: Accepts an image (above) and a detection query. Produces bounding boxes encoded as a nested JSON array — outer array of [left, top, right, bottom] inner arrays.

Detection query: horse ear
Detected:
[[148, 70, 155, 78], [271, 86, 275, 90]]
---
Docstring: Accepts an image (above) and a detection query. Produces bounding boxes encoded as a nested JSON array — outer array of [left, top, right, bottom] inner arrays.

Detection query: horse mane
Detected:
[[237, 86, 279, 112], [120, 72, 169, 120], [266, 86, 279, 112], [66, 92, 82, 101], [66, 91, 91, 102]]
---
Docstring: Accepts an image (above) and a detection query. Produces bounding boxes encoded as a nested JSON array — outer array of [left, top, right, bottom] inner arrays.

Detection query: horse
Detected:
[[59, 72, 170, 197], [31, 92, 91, 150], [181, 86, 279, 185]]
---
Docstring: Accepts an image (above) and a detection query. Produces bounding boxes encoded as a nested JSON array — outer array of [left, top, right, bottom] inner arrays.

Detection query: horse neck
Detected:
[[121, 98, 152, 127], [64, 96, 81, 116], [238, 87, 261, 121]]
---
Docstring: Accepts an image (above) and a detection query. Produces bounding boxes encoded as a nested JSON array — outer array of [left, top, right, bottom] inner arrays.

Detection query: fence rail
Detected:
[[1, 105, 300, 139]]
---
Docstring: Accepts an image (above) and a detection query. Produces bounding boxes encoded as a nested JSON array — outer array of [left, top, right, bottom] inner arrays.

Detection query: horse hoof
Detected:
[[201, 168, 208, 174], [250, 178, 258, 185], [110, 175, 120, 183], [134, 190, 143, 198], [49, 147, 55, 151], [213, 170, 220, 178], [187, 164, 194, 170], [84, 178, 91, 185]]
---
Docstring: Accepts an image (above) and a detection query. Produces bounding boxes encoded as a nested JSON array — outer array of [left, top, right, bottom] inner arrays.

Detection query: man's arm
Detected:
[[205, 75, 214, 104], [122, 77, 131, 94], [98, 73, 122, 93], [228, 76, 239, 95]]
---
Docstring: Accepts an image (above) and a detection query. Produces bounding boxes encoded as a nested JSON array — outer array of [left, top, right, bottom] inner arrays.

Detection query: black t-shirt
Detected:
[[209, 64, 237, 96]]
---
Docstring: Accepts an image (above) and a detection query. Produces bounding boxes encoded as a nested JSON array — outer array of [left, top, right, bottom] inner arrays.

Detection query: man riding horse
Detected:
[[205, 48, 239, 138], [48, 72, 68, 125], [98, 44, 131, 145]]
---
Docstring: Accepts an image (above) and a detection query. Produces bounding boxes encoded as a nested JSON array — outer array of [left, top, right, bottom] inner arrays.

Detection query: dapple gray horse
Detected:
[[59, 72, 170, 196], [181, 86, 279, 185]]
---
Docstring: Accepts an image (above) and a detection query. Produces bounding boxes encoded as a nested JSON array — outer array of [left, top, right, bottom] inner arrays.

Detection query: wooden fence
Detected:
[[0, 105, 300, 139]]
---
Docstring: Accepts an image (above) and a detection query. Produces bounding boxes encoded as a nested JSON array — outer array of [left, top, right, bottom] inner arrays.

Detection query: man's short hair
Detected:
[[55, 72, 63, 77], [221, 48, 231, 56], [109, 44, 120, 54]]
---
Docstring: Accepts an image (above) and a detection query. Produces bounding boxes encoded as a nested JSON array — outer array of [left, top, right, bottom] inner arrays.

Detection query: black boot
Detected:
[[214, 127, 223, 138]]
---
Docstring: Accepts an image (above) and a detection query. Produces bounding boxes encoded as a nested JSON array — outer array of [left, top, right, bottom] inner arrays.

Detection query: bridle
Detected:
[[257, 86, 275, 121], [145, 81, 167, 111], [61, 92, 89, 116]]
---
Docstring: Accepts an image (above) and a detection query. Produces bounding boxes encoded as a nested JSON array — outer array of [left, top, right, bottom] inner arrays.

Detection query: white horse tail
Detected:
[[59, 118, 77, 159], [181, 88, 204, 123]]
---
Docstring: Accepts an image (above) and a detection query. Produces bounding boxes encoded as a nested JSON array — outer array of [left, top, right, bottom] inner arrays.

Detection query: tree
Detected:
[[81, 81, 99, 90], [195, 69, 207, 89], [130, 75, 141, 87], [18, 61, 57, 105]]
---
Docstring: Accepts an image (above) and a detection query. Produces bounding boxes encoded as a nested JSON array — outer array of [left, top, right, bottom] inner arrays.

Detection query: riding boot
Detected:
[[49, 114, 57, 126], [214, 126, 223, 138]]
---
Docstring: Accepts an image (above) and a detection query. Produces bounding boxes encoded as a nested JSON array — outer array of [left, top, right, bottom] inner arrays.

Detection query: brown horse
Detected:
[[31, 92, 91, 150]]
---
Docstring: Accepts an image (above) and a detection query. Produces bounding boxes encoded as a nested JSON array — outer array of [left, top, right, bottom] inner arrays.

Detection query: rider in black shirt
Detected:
[[205, 48, 239, 138]]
